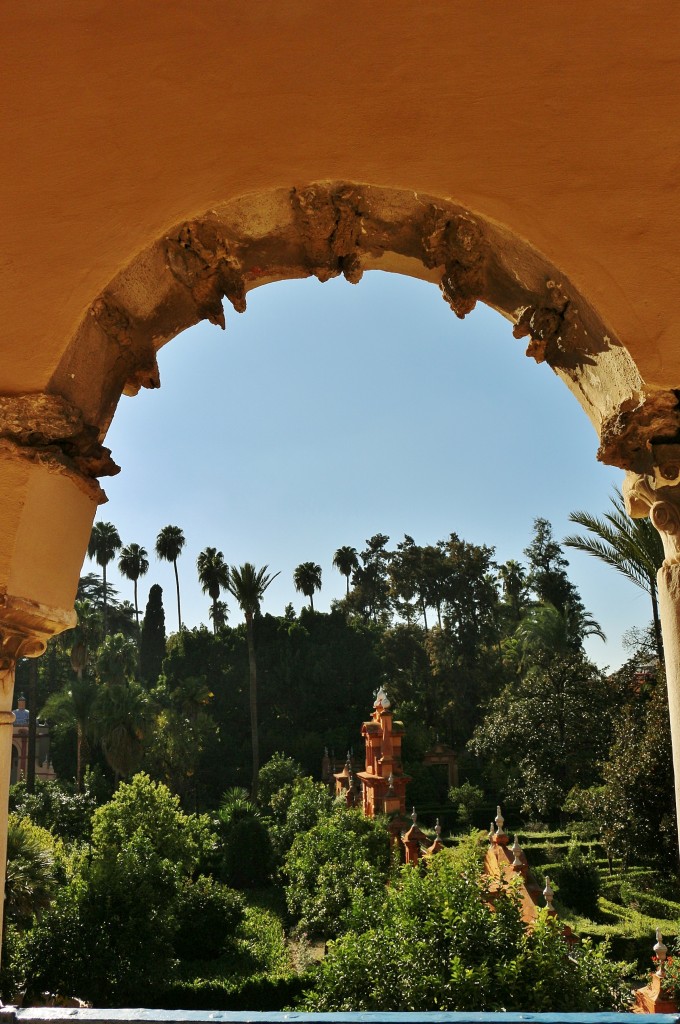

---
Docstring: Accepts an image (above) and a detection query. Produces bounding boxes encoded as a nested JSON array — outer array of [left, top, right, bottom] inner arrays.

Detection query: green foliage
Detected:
[[217, 788, 273, 887], [306, 845, 631, 1011], [173, 875, 244, 960], [21, 773, 209, 1004], [10, 776, 99, 842], [471, 652, 619, 818], [552, 843, 601, 918], [140, 583, 167, 686], [92, 772, 199, 870], [284, 808, 390, 937], [4, 813, 59, 930], [448, 781, 485, 826], [257, 752, 303, 813], [269, 775, 333, 864]]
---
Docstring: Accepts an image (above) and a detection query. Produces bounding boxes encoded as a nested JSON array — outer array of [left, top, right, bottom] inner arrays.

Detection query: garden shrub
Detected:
[[284, 808, 390, 937], [552, 843, 600, 918], [305, 843, 631, 1011], [173, 876, 244, 960]]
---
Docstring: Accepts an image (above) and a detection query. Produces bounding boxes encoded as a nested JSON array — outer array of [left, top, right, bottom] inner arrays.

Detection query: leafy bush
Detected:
[[306, 842, 631, 1011], [173, 876, 244, 960], [257, 753, 303, 813], [10, 776, 98, 843], [146, 973, 310, 1010], [22, 773, 209, 1005], [553, 843, 600, 918], [218, 790, 273, 888], [448, 781, 485, 826], [284, 808, 390, 938]]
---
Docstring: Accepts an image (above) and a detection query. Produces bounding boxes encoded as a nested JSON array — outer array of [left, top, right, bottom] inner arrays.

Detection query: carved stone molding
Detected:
[[0, 594, 75, 696], [624, 471, 680, 565], [0, 394, 115, 501]]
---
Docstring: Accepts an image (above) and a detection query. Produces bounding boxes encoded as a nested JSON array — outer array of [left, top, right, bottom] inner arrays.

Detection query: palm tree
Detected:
[[516, 601, 605, 661], [94, 681, 149, 781], [564, 487, 665, 661], [333, 546, 359, 595], [196, 547, 230, 632], [4, 814, 56, 937], [42, 676, 99, 791], [209, 600, 229, 631], [293, 561, 322, 611], [227, 563, 280, 799], [118, 543, 149, 629], [87, 522, 121, 634], [156, 525, 186, 631]]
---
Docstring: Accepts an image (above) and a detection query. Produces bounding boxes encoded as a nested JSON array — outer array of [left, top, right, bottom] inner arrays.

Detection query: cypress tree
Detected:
[[140, 584, 167, 685]]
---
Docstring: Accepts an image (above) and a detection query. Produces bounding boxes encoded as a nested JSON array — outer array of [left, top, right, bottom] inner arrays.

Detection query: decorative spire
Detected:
[[488, 822, 495, 844], [374, 686, 390, 709], [411, 806, 417, 826], [495, 805, 505, 837], [543, 875, 555, 911], [654, 927, 668, 977], [435, 818, 442, 840], [511, 834, 523, 869]]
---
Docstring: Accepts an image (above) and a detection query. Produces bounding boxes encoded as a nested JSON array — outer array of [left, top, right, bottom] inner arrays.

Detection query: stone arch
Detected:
[[17, 180, 679, 507]]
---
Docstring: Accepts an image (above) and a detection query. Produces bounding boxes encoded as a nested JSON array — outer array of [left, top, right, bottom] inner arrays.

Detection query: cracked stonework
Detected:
[[47, 180, 667, 481]]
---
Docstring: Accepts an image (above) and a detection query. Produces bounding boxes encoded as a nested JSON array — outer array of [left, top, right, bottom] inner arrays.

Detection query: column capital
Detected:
[[624, 470, 680, 565], [0, 593, 76, 688]]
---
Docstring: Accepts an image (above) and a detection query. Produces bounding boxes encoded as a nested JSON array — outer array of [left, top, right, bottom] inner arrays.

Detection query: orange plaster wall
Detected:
[[3, 2, 680, 393], [6, 466, 97, 611]]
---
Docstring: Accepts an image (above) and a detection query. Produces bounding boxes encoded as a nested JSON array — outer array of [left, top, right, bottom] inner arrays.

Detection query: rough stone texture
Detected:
[[47, 181, 649, 475], [598, 391, 680, 475], [0, 395, 118, 487]]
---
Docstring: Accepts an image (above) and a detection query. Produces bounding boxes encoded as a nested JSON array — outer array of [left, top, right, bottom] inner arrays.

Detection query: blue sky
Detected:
[[96, 271, 648, 669]]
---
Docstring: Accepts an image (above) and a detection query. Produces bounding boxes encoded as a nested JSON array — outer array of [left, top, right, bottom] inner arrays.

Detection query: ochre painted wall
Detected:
[[3, 1, 680, 394]]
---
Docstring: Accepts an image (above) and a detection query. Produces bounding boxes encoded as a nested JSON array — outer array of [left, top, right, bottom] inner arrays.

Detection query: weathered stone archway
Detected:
[[3, 180, 680, 952]]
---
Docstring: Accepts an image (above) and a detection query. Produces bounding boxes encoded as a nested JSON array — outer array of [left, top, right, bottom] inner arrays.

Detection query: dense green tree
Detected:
[[284, 807, 390, 937], [306, 842, 630, 1011], [227, 563, 280, 799], [293, 561, 322, 611], [156, 525, 186, 632], [332, 546, 359, 596], [217, 788, 272, 887], [94, 680, 150, 781], [470, 651, 619, 818], [525, 517, 580, 614], [565, 487, 665, 661], [86, 522, 122, 634], [140, 584, 167, 686], [42, 676, 99, 791], [22, 774, 211, 1004], [498, 559, 530, 626], [4, 814, 58, 935], [118, 543, 149, 629], [350, 534, 392, 623], [596, 669, 675, 867], [197, 547, 230, 632]]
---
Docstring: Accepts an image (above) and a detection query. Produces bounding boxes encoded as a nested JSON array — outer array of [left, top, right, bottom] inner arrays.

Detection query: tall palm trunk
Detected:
[[102, 562, 108, 635], [173, 558, 182, 631], [246, 611, 259, 800], [133, 578, 139, 629]]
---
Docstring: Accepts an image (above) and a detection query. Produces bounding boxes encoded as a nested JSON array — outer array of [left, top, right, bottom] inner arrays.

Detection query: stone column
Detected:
[[0, 430, 102, 967], [0, 598, 76, 955], [625, 471, 680, 853]]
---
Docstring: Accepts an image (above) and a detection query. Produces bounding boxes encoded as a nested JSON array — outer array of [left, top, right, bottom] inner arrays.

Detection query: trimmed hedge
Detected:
[[146, 972, 312, 1010]]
